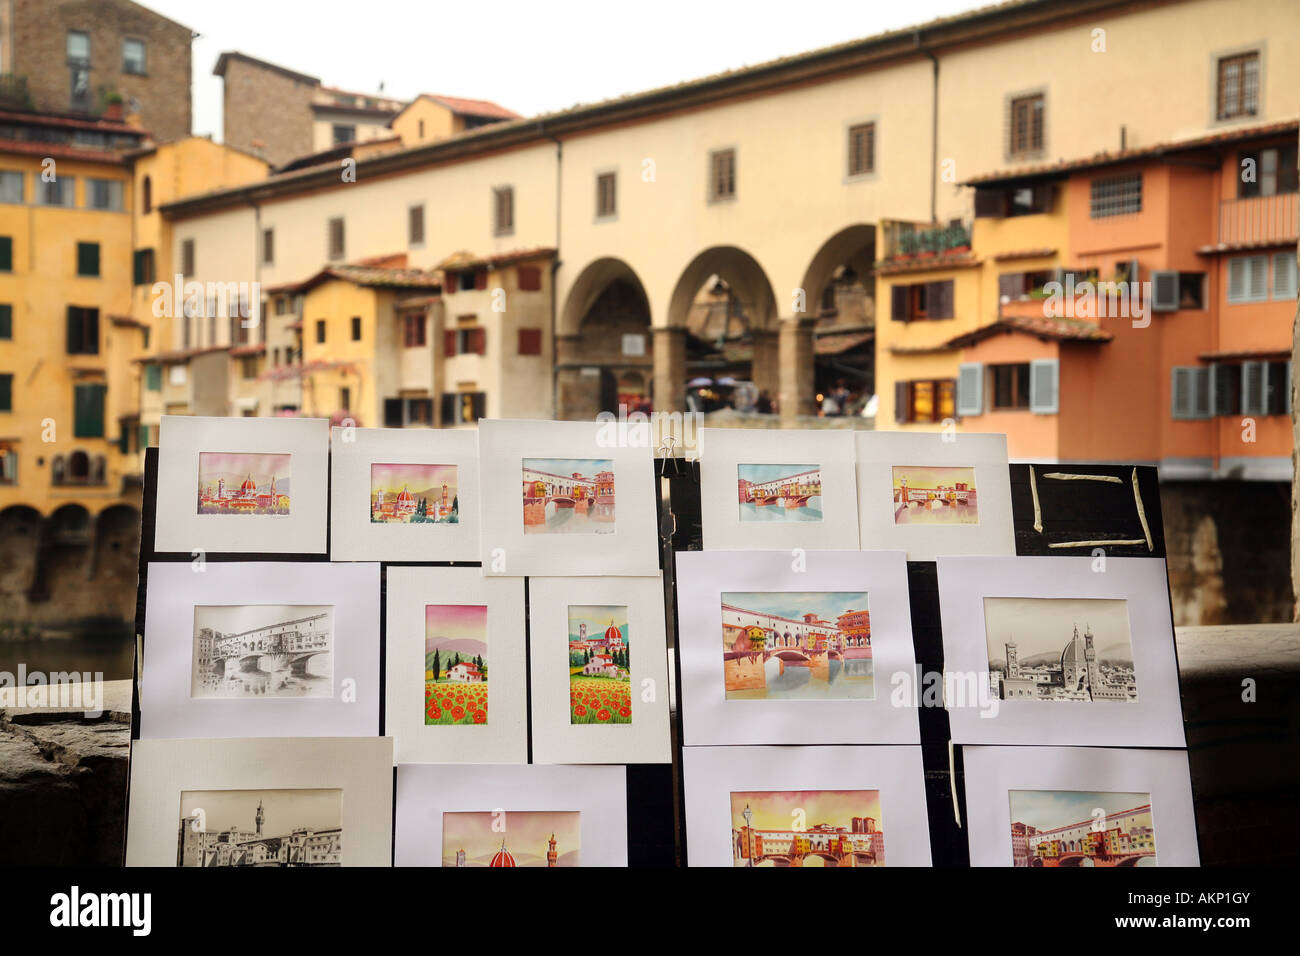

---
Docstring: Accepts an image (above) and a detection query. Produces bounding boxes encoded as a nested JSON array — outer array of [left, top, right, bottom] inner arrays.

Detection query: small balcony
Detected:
[[1217, 193, 1299, 247], [879, 220, 972, 264]]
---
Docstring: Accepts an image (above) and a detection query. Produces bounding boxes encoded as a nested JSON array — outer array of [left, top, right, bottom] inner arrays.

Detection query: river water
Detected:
[[0, 627, 135, 682]]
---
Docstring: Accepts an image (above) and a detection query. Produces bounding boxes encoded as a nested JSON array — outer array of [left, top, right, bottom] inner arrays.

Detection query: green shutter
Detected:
[[0, 236, 11, 271], [67, 306, 80, 353], [145, 363, 162, 391], [133, 249, 145, 285], [0, 374, 11, 412], [74, 384, 105, 438], [0, 303, 11, 339], [77, 242, 100, 277]]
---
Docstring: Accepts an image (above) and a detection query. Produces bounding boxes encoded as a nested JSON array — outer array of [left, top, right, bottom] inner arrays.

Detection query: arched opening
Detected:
[[68, 450, 90, 483], [556, 258, 652, 421], [800, 225, 877, 418], [666, 246, 779, 416], [0, 506, 42, 595]]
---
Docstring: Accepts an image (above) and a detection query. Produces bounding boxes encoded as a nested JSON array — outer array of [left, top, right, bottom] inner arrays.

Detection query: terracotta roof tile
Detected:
[[945, 314, 1113, 348], [423, 94, 519, 120]]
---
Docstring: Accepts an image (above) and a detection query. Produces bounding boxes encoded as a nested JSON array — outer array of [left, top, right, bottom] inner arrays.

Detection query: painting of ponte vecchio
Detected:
[[178, 788, 342, 867], [1008, 790, 1156, 867], [197, 452, 291, 516], [737, 464, 823, 522], [892, 465, 977, 525], [984, 597, 1137, 703], [721, 592, 873, 701], [192, 604, 334, 699], [522, 458, 615, 534], [731, 790, 885, 867]]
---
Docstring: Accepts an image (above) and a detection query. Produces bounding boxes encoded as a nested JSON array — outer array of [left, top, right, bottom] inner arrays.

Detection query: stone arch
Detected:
[[68, 450, 91, 483], [0, 505, 42, 604], [665, 246, 780, 413], [556, 258, 653, 420], [799, 224, 878, 406], [93, 505, 142, 619]]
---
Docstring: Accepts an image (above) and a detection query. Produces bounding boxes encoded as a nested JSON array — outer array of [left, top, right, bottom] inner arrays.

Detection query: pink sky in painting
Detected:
[[371, 462, 457, 494], [425, 604, 487, 656], [198, 452, 291, 481]]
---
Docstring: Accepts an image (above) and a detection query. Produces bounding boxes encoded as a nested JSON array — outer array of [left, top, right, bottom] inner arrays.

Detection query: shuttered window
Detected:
[[145, 363, 162, 391], [596, 172, 617, 218], [0, 374, 11, 411], [709, 149, 736, 201], [1227, 255, 1268, 303], [66, 306, 99, 354], [0, 303, 11, 340], [1216, 51, 1260, 120], [493, 187, 514, 235], [1271, 253, 1297, 300], [847, 122, 875, 177], [1028, 359, 1059, 414], [1241, 360, 1292, 416], [0, 236, 11, 271], [517, 266, 542, 292], [1171, 366, 1211, 420], [328, 218, 345, 260], [1008, 93, 1044, 156], [133, 248, 155, 285], [76, 241, 100, 277], [408, 205, 425, 245], [518, 328, 543, 355], [73, 383, 106, 438], [262, 228, 274, 264], [180, 238, 195, 277], [442, 391, 486, 425], [402, 313, 426, 348], [1209, 363, 1240, 416], [957, 363, 983, 416], [890, 280, 954, 320]]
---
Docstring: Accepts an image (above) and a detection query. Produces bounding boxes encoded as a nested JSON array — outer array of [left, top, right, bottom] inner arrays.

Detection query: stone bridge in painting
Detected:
[[202, 613, 331, 678], [1033, 850, 1155, 867], [735, 826, 880, 867]]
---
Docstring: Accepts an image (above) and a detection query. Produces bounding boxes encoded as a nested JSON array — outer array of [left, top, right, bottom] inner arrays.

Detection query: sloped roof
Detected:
[[423, 94, 519, 120], [266, 262, 442, 295], [944, 314, 1114, 347], [437, 248, 557, 271]]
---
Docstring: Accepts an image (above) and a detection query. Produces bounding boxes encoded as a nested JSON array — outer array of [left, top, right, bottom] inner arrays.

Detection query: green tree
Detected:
[[431, 648, 441, 680]]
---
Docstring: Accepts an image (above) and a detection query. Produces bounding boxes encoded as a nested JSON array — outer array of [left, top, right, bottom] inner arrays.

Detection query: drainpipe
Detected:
[[541, 122, 563, 420], [916, 32, 939, 224]]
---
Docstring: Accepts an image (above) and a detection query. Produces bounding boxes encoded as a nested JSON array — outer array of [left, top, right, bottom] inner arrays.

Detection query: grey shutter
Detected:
[[1241, 361, 1267, 415], [894, 380, 910, 423], [1151, 270, 1179, 311], [1171, 367, 1192, 420], [1227, 258, 1246, 301], [1192, 367, 1211, 418], [1209, 363, 1241, 416], [957, 363, 983, 416], [930, 280, 954, 318], [1248, 255, 1268, 299], [1028, 358, 1059, 414], [891, 284, 909, 322], [998, 273, 1023, 300]]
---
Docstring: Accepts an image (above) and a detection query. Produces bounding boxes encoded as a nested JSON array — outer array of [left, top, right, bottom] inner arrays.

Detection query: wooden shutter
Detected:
[[470, 327, 486, 355], [474, 270, 487, 291], [998, 273, 1024, 300], [890, 284, 910, 321], [894, 380, 910, 423], [1272, 252, 1297, 299], [0, 303, 11, 339], [73, 384, 106, 438], [517, 266, 541, 291], [77, 242, 99, 276], [0, 374, 10, 412], [957, 363, 983, 416], [1248, 256, 1268, 299], [0, 236, 11, 271], [1028, 358, 1059, 414], [929, 280, 954, 319], [443, 329, 457, 355], [66, 307, 81, 354], [1031, 183, 1055, 213], [1209, 363, 1241, 416], [974, 188, 1006, 218], [518, 328, 542, 355]]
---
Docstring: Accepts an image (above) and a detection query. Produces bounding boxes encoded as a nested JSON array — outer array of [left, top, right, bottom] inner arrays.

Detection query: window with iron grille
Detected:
[[1216, 52, 1259, 120], [847, 122, 875, 177], [595, 172, 617, 218], [1090, 173, 1142, 218], [1008, 93, 1044, 156], [709, 148, 736, 201], [493, 186, 514, 235]]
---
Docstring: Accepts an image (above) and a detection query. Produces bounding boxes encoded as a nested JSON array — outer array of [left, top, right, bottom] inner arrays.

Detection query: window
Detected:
[[0, 170, 22, 204], [890, 280, 954, 321], [132, 248, 155, 286], [1272, 252, 1298, 300], [709, 148, 736, 201], [0, 304, 10, 339], [316, 320, 326, 344], [974, 183, 1055, 218], [1179, 272, 1206, 310], [0, 443, 14, 482], [145, 364, 162, 391], [1227, 255, 1268, 303], [73, 384, 106, 438], [441, 391, 487, 425], [1028, 359, 1059, 414], [517, 266, 541, 292], [1089, 173, 1142, 218], [262, 228, 274, 265], [595, 172, 617, 218], [340, 387, 352, 412], [328, 218, 345, 260], [181, 238, 195, 276], [87, 178, 123, 211], [141, 175, 152, 213], [1216, 51, 1260, 120], [332, 124, 356, 146], [957, 363, 983, 416], [0, 236, 10, 271], [408, 204, 425, 245], [493, 186, 514, 235], [351, 316, 362, 341], [1238, 145, 1298, 198], [240, 356, 258, 380], [518, 328, 543, 355], [847, 122, 875, 177], [76, 242, 99, 277], [123, 38, 146, 74], [1008, 93, 1045, 156], [991, 363, 1032, 410], [1241, 360, 1291, 416], [0, 374, 10, 412], [402, 313, 426, 347], [38, 177, 74, 207], [67, 31, 90, 64], [1210, 363, 1241, 416], [66, 306, 99, 354], [383, 396, 435, 427], [1171, 366, 1212, 420], [997, 270, 1056, 300], [894, 379, 956, 424], [444, 326, 486, 356]]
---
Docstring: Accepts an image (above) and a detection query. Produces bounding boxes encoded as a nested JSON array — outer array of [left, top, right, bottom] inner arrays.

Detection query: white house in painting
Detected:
[[446, 661, 483, 683]]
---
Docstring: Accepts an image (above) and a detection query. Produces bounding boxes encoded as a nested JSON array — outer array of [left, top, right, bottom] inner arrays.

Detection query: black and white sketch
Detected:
[[983, 597, 1137, 703], [192, 604, 334, 699], [177, 788, 342, 867]]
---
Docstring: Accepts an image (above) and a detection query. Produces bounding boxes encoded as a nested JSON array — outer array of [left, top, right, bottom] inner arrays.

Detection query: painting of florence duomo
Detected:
[[441, 810, 580, 867], [371, 463, 458, 524], [197, 452, 291, 515]]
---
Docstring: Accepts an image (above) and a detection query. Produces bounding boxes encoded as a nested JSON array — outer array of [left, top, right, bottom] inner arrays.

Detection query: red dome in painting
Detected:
[[489, 841, 517, 867], [239, 475, 257, 493], [604, 623, 622, 642], [397, 486, 414, 505]]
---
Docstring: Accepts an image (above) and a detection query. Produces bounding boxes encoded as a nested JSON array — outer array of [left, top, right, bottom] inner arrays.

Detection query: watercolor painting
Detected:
[[1008, 790, 1156, 867], [197, 452, 290, 515], [370, 462, 458, 524], [425, 604, 488, 725], [192, 604, 333, 699], [177, 788, 342, 867], [522, 458, 615, 534], [891, 465, 977, 525], [984, 597, 1137, 702], [737, 464, 823, 522], [442, 810, 580, 867], [567, 604, 631, 724], [721, 592, 872, 700], [730, 789, 885, 867]]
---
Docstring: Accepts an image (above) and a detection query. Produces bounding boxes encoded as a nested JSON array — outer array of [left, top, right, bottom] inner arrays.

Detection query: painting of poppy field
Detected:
[[568, 605, 632, 725], [425, 604, 488, 726]]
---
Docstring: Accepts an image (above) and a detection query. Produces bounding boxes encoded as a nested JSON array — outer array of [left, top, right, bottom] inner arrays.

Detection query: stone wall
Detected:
[[8, 0, 192, 142], [219, 57, 316, 167]]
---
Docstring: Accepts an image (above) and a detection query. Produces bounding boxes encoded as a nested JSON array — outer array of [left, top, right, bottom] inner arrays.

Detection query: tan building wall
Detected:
[[1, 0, 192, 142]]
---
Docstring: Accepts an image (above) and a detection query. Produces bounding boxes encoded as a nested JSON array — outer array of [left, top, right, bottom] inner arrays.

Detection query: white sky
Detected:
[[138, 0, 986, 141]]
